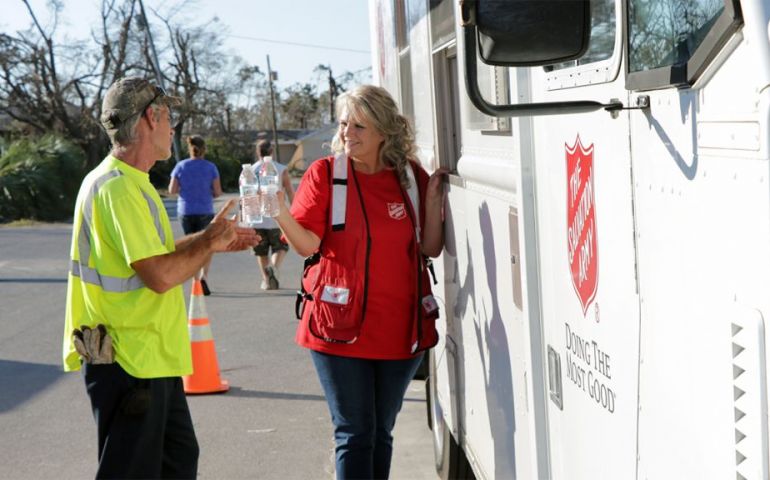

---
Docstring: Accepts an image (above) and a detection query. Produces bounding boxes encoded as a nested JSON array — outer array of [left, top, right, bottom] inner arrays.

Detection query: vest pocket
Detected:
[[410, 262, 440, 353], [309, 258, 362, 342]]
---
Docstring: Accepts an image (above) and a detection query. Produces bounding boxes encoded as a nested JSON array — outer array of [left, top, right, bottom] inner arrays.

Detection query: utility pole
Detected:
[[327, 66, 337, 123], [315, 64, 339, 124], [136, 0, 180, 162], [266, 55, 280, 163]]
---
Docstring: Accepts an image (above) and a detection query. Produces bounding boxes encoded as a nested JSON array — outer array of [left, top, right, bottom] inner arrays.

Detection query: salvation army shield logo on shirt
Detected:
[[566, 135, 599, 315], [388, 202, 407, 220]]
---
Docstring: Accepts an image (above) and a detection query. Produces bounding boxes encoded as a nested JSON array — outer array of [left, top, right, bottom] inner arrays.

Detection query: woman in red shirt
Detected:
[[275, 85, 446, 479]]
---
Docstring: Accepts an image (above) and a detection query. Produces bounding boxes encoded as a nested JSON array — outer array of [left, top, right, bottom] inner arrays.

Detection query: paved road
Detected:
[[0, 195, 436, 479]]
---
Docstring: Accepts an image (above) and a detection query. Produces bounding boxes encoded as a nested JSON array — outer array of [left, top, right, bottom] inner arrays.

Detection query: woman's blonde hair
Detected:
[[330, 85, 416, 188], [186, 135, 206, 157]]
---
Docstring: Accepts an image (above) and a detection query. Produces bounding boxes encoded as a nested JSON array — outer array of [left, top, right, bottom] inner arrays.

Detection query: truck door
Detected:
[[526, 2, 642, 477], [624, 3, 759, 478]]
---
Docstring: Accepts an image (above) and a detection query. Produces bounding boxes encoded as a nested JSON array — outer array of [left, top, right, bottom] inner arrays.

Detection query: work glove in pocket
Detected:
[[72, 324, 115, 364]]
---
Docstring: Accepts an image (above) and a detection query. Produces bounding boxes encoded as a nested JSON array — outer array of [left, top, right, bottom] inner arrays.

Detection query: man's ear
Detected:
[[143, 105, 158, 129]]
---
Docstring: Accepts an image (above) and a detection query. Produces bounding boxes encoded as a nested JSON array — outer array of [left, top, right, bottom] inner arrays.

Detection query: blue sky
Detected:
[[3, 0, 373, 89]]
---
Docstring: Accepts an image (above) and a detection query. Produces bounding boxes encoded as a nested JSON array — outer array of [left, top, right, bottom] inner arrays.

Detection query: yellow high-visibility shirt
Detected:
[[63, 155, 191, 378]]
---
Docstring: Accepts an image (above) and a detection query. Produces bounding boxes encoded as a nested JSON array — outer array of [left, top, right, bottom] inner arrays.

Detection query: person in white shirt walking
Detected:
[[251, 139, 295, 289]]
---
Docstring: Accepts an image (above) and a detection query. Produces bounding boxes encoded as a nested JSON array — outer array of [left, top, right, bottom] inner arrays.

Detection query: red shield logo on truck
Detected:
[[566, 135, 598, 315]]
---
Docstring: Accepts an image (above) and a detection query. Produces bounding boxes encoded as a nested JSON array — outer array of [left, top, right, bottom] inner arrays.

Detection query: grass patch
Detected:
[[2, 219, 41, 227]]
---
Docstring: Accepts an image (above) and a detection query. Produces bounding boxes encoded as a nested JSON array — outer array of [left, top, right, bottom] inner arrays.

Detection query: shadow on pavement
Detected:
[[219, 386, 425, 404], [222, 386, 326, 401], [0, 359, 65, 413], [0, 278, 67, 283], [211, 290, 297, 298]]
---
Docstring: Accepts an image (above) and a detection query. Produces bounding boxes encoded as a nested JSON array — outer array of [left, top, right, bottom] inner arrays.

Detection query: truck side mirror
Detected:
[[467, 0, 591, 66], [460, 0, 623, 118]]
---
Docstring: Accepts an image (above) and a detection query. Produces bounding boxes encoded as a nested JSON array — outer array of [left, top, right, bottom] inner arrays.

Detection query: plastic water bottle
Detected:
[[239, 164, 262, 227], [259, 156, 280, 217]]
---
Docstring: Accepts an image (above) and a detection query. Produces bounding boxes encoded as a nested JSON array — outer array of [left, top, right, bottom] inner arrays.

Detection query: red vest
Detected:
[[298, 155, 439, 354]]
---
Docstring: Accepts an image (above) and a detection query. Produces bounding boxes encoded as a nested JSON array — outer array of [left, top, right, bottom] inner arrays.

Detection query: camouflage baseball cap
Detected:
[[100, 77, 183, 133]]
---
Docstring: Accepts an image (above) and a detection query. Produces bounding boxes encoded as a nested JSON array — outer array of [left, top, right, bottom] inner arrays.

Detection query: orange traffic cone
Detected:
[[183, 278, 229, 394]]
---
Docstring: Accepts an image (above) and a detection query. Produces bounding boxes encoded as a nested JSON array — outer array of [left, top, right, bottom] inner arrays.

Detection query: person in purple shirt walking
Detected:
[[169, 135, 222, 295]]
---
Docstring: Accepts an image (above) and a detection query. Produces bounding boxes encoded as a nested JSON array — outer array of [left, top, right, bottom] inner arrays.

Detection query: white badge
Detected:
[[422, 295, 438, 313], [320, 285, 350, 305]]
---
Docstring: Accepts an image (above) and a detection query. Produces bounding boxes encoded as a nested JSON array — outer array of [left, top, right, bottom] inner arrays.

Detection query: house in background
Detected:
[[287, 124, 337, 171], [246, 129, 311, 164]]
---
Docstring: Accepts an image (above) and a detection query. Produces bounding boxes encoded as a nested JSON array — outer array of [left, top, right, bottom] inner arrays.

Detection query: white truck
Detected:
[[368, 0, 770, 479]]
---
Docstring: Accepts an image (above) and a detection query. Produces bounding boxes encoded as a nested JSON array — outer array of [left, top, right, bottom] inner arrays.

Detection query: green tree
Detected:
[[0, 0, 267, 170], [280, 83, 320, 129], [0, 135, 85, 222], [0, 0, 143, 168]]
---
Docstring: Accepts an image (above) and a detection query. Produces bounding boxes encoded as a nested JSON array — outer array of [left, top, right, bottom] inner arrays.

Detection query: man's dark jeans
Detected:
[[83, 362, 199, 479]]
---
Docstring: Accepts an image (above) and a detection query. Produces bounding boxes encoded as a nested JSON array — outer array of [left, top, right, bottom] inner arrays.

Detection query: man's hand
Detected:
[[222, 227, 261, 252], [203, 199, 260, 252], [132, 198, 261, 293], [72, 324, 114, 364]]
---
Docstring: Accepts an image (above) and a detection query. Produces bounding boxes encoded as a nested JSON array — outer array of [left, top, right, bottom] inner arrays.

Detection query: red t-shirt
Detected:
[[291, 159, 429, 359]]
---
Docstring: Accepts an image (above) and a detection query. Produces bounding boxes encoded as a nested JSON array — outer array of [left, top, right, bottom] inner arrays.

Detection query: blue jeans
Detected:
[[311, 351, 424, 480]]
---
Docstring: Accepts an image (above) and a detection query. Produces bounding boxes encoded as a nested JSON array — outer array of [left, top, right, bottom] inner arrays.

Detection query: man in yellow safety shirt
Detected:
[[62, 77, 259, 479]]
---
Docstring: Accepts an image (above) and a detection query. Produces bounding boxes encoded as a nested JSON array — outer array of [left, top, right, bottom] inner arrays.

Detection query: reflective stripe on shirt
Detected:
[[70, 169, 164, 292]]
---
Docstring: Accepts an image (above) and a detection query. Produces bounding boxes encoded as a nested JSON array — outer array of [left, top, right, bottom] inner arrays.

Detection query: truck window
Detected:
[[545, 0, 619, 88], [396, 0, 415, 123], [430, 0, 462, 171], [465, 64, 511, 132], [429, 0, 454, 48], [432, 0, 507, 131], [548, 0, 616, 70], [433, 47, 462, 172], [629, 0, 724, 73], [627, 0, 742, 89]]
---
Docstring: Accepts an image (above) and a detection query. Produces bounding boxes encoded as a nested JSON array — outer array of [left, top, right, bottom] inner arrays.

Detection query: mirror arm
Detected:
[[462, 24, 624, 118]]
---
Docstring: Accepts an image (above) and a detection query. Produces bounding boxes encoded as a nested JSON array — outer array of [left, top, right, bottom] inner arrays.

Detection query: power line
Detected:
[[226, 34, 370, 54], [349, 66, 372, 75]]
